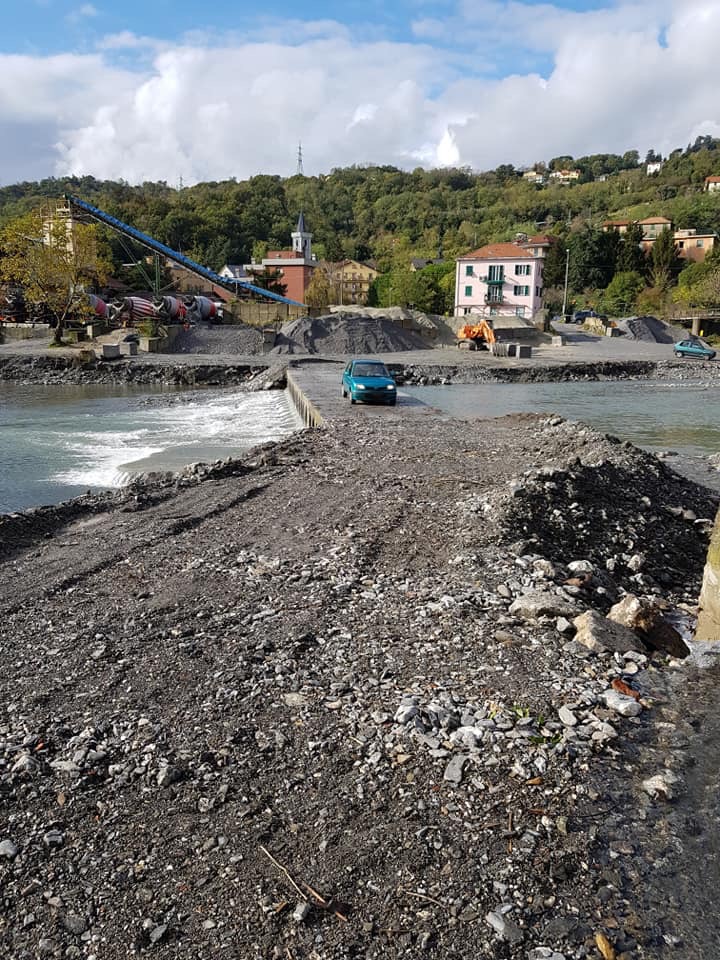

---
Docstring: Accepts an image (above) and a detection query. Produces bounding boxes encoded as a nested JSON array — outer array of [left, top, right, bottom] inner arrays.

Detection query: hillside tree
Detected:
[[0, 209, 109, 344]]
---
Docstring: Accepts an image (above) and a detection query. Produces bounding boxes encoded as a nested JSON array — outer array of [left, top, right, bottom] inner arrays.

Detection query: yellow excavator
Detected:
[[456, 319, 496, 350]]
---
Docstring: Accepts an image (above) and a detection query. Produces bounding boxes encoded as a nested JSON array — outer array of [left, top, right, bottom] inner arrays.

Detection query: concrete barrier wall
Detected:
[[695, 507, 720, 641], [286, 371, 325, 428]]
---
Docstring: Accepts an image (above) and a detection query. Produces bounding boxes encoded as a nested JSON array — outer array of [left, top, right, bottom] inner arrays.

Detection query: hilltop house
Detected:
[[602, 216, 717, 262], [548, 169, 580, 184], [522, 169, 546, 185], [454, 240, 544, 320], [705, 176, 720, 192]]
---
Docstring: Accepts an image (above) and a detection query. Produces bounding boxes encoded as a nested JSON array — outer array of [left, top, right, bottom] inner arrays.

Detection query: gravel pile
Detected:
[[168, 322, 263, 355], [615, 316, 686, 344], [271, 314, 430, 355], [0, 415, 717, 959]]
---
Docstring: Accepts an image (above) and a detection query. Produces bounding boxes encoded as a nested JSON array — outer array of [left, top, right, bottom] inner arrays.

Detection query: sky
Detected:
[[1, 0, 719, 186]]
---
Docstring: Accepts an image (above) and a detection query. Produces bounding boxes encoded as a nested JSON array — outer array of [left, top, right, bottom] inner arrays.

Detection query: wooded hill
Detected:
[[2, 136, 720, 316]]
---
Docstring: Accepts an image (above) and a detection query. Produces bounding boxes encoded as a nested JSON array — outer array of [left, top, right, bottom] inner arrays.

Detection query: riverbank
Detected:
[[1, 409, 718, 959], [3, 349, 720, 389]]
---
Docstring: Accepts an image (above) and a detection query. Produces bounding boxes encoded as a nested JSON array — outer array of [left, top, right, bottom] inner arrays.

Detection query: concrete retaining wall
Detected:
[[695, 508, 720, 641], [286, 371, 324, 427]]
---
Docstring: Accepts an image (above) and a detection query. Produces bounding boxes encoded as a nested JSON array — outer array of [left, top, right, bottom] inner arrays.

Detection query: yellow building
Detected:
[[324, 259, 379, 305]]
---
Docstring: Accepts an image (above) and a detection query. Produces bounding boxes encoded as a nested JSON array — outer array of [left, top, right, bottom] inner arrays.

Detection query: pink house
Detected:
[[454, 241, 545, 320]]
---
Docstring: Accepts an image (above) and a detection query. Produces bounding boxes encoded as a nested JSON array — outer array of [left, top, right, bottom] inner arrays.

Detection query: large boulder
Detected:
[[573, 609, 645, 654], [608, 594, 688, 659]]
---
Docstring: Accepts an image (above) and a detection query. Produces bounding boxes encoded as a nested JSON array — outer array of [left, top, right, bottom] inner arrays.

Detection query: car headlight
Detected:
[[356, 384, 365, 390], [386, 384, 395, 390]]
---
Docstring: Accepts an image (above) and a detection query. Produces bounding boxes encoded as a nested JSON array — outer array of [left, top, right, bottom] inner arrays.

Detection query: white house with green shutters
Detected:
[[454, 240, 547, 320]]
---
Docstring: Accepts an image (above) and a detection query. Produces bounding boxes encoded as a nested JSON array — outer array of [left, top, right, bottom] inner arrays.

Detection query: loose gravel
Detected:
[[0, 413, 717, 959]]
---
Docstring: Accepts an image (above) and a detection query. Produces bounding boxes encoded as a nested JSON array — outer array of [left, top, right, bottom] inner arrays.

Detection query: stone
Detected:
[[443, 754, 467, 784], [293, 901, 312, 922], [568, 560, 594, 574], [558, 706, 577, 727], [556, 617, 574, 634], [485, 910, 524, 943], [64, 915, 87, 936], [528, 950, 567, 960], [601, 689, 642, 717], [508, 590, 579, 620], [642, 770, 681, 800], [0, 839, 19, 859], [573, 610, 644, 654], [43, 829, 64, 848], [148, 924, 168, 944], [608, 594, 688, 658]]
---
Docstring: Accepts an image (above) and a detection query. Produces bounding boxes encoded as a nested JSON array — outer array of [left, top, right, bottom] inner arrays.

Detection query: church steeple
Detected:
[[291, 211, 312, 260]]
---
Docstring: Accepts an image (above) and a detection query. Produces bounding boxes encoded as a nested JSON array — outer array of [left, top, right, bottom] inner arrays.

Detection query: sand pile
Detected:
[[167, 322, 263, 355], [271, 313, 431, 355], [616, 316, 686, 343]]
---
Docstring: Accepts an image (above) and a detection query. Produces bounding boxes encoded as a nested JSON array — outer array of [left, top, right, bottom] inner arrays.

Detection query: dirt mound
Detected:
[[271, 314, 430, 355], [166, 322, 263, 355], [616, 316, 685, 344]]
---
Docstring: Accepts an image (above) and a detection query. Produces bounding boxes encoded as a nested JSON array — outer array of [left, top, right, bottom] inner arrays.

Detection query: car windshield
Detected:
[[353, 363, 389, 377]]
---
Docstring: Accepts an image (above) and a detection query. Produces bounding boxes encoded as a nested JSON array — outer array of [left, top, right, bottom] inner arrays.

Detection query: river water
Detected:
[[0, 383, 301, 514], [405, 380, 720, 459]]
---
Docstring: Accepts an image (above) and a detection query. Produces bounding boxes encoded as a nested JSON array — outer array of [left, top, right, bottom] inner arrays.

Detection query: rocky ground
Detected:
[[1, 412, 719, 960]]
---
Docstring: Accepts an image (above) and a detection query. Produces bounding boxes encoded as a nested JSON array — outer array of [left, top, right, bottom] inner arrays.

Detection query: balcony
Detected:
[[484, 293, 505, 305], [480, 274, 505, 285]]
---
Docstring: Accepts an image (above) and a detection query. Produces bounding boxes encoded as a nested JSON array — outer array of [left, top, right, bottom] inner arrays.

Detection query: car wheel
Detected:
[[350, 396, 356, 404], [388, 398, 397, 406]]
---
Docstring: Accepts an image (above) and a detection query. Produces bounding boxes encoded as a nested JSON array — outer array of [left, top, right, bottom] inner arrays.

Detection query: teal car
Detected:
[[342, 359, 397, 405], [674, 339, 716, 360]]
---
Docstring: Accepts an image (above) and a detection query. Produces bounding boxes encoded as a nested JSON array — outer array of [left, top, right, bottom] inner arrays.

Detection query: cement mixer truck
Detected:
[[185, 295, 221, 324]]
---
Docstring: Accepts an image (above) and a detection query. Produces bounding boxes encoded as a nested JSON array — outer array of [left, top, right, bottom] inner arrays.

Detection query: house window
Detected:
[[465, 265, 473, 276], [488, 264, 504, 282], [514, 264, 530, 275], [515, 306, 526, 317], [513, 285, 530, 296], [678, 241, 685, 248], [464, 285, 473, 296], [697, 239, 704, 247], [489, 307, 499, 315]]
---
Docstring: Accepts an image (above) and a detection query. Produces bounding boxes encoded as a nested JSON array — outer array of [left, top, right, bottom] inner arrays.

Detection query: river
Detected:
[[0, 383, 301, 514]]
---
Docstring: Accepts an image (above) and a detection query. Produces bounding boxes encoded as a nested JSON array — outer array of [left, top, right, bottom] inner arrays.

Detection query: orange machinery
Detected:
[[456, 320, 496, 349]]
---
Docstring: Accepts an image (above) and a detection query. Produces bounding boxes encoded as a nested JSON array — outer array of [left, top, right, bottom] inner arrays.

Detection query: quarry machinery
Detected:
[[456, 319, 496, 350]]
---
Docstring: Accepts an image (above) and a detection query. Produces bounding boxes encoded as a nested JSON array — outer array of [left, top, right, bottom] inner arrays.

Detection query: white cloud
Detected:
[[67, 3, 98, 21], [0, 0, 719, 186]]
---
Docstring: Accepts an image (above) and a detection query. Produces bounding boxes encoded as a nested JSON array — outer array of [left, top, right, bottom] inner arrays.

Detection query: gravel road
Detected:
[[1, 409, 718, 959]]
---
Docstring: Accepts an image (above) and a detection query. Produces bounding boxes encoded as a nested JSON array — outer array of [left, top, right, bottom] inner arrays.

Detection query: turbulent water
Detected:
[[406, 380, 720, 458], [0, 383, 302, 514]]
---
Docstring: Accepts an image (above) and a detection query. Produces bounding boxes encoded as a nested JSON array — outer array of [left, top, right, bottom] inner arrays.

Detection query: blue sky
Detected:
[[1, 0, 615, 61], [0, 0, 717, 187]]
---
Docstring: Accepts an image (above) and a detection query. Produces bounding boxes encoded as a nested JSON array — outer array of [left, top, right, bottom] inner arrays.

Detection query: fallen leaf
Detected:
[[611, 678, 641, 701], [595, 931, 616, 959]]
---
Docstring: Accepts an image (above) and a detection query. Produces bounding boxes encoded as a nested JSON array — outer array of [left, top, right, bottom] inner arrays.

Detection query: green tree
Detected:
[[649, 228, 682, 291], [304, 269, 334, 309], [615, 222, 647, 275], [0, 209, 110, 343], [567, 226, 619, 292], [601, 271, 645, 315]]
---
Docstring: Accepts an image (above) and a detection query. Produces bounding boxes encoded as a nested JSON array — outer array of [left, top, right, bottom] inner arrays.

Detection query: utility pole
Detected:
[[561, 248, 570, 320]]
